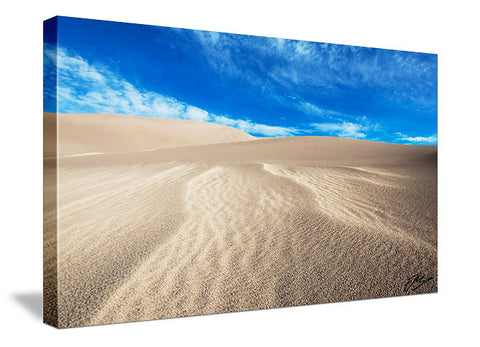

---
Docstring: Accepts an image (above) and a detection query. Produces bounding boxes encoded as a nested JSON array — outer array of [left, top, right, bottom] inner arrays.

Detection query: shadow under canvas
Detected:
[[13, 292, 43, 320]]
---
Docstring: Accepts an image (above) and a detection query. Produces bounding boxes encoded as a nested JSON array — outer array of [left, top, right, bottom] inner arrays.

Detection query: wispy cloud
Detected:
[[297, 102, 381, 125], [302, 101, 382, 139], [212, 115, 299, 137], [395, 132, 437, 144], [310, 122, 369, 138], [183, 106, 210, 122], [189, 31, 436, 111], [299, 102, 343, 119], [44, 44, 298, 137]]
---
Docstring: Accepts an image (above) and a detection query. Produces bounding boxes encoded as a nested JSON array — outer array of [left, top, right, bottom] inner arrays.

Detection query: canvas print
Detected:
[[43, 16, 437, 328]]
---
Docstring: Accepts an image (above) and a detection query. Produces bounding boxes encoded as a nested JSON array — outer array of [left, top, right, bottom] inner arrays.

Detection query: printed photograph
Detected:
[[44, 16, 437, 328]]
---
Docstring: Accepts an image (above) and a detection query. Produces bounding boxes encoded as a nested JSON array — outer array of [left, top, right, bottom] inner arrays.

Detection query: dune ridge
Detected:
[[44, 112, 256, 157], [43, 113, 437, 328]]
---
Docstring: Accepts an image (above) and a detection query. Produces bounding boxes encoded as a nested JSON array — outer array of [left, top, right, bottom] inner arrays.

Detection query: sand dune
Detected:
[[43, 112, 255, 157], [44, 114, 437, 328]]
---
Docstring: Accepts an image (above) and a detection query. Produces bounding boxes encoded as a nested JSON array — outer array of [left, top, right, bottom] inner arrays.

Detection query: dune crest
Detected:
[[44, 112, 256, 157]]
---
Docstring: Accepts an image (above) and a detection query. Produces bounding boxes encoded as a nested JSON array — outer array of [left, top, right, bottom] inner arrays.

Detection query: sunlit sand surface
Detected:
[[44, 113, 437, 327]]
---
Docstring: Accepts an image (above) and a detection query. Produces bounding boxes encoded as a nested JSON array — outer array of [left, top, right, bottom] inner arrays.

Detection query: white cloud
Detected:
[[301, 104, 382, 139], [150, 96, 185, 118], [213, 115, 298, 137], [195, 30, 220, 46], [183, 106, 211, 122], [395, 132, 437, 144], [299, 102, 345, 119], [273, 38, 286, 51], [311, 122, 368, 138], [407, 136, 437, 143], [59, 53, 105, 84], [294, 41, 315, 56], [46, 45, 297, 137]]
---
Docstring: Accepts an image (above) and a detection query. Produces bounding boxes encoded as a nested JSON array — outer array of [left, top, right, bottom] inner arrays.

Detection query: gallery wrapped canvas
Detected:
[[43, 16, 437, 328]]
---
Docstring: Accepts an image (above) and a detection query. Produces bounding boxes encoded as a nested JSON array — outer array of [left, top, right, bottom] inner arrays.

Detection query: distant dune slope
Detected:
[[44, 112, 256, 156]]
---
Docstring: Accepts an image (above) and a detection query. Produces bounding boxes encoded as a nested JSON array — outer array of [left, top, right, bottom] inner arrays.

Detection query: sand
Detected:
[[44, 113, 437, 328], [43, 112, 255, 157]]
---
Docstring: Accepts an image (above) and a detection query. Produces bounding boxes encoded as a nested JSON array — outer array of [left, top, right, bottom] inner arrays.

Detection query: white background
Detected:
[[1, 0, 478, 345]]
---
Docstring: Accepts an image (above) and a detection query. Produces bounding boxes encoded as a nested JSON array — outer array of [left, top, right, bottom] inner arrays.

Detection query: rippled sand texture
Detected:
[[44, 114, 437, 328]]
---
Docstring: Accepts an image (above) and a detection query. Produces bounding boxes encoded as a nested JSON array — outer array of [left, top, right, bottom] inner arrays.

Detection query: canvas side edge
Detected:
[[43, 16, 59, 328]]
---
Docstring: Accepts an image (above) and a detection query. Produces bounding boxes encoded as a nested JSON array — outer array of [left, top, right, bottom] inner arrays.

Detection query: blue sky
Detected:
[[44, 16, 437, 144]]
